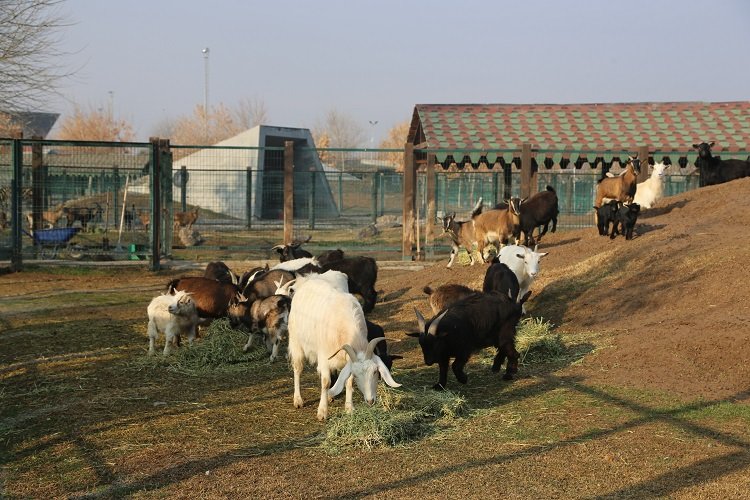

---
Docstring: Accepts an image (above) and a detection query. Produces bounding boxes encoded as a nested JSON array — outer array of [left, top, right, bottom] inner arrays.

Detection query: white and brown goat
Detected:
[[440, 198, 483, 267]]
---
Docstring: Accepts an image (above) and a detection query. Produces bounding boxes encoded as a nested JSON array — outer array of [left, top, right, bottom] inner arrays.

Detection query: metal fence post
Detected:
[[180, 165, 188, 212], [283, 140, 294, 244], [379, 171, 385, 216], [113, 166, 120, 230], [371, 172, 378, 224], [308, 168, 316, 230], [520, 143, 533, 199], [149, 137, 161, 271], [246, 167, 253, 229], [10, 139, 23, 271], [31, 138, 44, 231]]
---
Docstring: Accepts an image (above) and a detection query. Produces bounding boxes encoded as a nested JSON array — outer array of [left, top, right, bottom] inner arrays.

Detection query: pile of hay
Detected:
[[167, 319, 267, 375], [516, 316, 566, 365], [322, 386, 467, 452]]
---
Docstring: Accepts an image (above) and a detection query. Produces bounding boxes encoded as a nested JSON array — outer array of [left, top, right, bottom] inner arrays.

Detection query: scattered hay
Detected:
[[130, 319, 268, 376], [322, 386, 467, 452], [516, 316, 566, 365]]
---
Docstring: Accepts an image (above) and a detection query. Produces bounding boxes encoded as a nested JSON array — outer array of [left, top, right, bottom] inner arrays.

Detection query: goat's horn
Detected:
[[365, 337, 386, 360], [427, 309, 448, 337], [329, 343, 358, 361], [271, 244, 284, 251]]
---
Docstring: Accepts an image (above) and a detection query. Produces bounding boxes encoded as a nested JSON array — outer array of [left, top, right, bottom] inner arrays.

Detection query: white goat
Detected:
[[633, 161, 669, 209], [147, 290, 198, 356], [274, 270, 349, 297], [498, 244, 548, 308], [287, 279, 401, 420], [271, 257, 320, 273]]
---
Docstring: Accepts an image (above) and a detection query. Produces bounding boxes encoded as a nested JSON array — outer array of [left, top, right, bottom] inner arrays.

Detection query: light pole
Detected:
[[368, 120, 378, 147], [202, 47, 210, 143]]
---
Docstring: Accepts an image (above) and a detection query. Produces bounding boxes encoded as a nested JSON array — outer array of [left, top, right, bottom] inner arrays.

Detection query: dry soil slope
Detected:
[[382, 177, 750, 402]]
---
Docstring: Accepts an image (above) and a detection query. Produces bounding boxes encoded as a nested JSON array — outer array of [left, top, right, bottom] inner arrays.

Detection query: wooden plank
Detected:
[[402, 144, 415, 260]]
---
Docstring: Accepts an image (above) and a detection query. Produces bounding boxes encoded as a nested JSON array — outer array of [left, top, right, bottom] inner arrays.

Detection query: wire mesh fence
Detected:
[[1, 139, 741, 268]]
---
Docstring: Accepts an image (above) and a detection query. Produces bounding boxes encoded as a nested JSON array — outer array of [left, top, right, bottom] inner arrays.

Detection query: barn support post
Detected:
[[10, 138, 23, 271], [638, 145, 650, 183], [370, 172, 378, 224], [402, 143, 416, 260], [308, 168, 316, 230], [159, 139, 173, 260], [520, 143, 537, 199], [112, 166, 120, 230], [148, 137, 162, 271], [31, 137, 44, 231], [425, 153, 436, 258], [503, 160, 513, 200], [283, 140, 294, 244], [180, 165, 188, 212]]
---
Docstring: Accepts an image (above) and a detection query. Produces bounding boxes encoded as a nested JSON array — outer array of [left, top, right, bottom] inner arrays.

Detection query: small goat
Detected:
[[482, 260, 520, 302], [174, 207, 199, 229], [423, 284, 477, 315], [441, 198, 483, 267], [472, 198, 522, 262], [147, 290, 199, 355], [229, 294, 292, 362], [610, 202, 640, 240], [596, 200, 620, 236], [633, 162, 669, 209]]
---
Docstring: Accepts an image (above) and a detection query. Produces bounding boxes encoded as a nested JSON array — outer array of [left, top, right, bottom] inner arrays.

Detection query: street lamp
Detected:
[[202, 47, 210, 143], [368, 120, 378, 147]]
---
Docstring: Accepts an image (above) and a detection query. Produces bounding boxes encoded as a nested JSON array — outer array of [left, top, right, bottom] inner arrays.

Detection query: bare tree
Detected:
[[313, 109, 367, 149], [56, 103, 135, 142], [0, 0, 70, 112], [234, 97, 269, 129], [379, 120, 410, 171]]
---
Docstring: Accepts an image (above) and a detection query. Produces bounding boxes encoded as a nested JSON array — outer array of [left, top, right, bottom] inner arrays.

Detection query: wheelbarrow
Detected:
[[23, 227, 82, 258]]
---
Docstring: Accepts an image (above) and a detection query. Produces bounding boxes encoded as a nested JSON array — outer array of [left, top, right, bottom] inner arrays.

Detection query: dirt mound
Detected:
[[384, 178, 750, 402]]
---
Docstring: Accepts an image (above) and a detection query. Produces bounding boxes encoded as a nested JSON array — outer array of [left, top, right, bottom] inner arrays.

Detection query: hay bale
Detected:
[[322, 387, 467, 452], [516, 316, 566, 365]]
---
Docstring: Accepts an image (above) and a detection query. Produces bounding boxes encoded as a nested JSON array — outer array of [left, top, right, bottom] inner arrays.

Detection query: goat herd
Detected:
[[145, 141, 750, 421]]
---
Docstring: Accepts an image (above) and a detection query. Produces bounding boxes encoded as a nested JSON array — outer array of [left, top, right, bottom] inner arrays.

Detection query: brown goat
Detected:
[[594, 156, 641, 210], [423, 284, 478, 315], [228, 295, 292, 361], [174, 207, 199, 229], [441, 198, 483, 267], [471, 198, 522, 262]]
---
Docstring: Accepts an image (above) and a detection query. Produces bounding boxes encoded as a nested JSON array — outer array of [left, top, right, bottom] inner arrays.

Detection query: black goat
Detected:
[[693, 142, 750, 187], [482, 260, 520, 302], [595, 200, 620, 237], [272, 235, 312, 262], [317, 248, 345, 266], [496, 185, 558, 246], [610, 202, 640, 240], [409, 290, 531, 390], [365, 320, 403, 371], [321, 255, 378, 313], [204, 261, 239, 285]]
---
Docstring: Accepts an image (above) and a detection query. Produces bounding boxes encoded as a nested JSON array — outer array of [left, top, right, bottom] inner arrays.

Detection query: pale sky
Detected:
[[49, 0, 750, 143]]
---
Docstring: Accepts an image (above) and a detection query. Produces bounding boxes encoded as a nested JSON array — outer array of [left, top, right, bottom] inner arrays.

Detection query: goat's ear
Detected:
[[692, 143, 700, 149], [538, 252, 549, 258], [709, 141, 715, 148]]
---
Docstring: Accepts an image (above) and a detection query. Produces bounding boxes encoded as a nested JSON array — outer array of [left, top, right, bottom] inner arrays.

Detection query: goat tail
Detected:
[[471, 197, 484, 218], [545, 185, 556, 194], [422, 286, 434, 296]]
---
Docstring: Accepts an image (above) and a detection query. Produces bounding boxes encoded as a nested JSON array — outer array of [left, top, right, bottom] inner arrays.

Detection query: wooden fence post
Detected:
[[638, 145, 650, 183], [283, 140, 294, 244], [148, 137, 161, 271], [520, 142, 533, 199], [425, 153, 436, 258], [31, 136, 44, 231], [402, 143, 415, 260]]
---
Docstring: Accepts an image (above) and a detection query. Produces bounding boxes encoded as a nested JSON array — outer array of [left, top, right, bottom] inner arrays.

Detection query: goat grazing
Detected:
[[594, 155, 641, 220], [272, 235, 313, 262], [633, 162, 669, 209], [410, 290, 531, 389], [441, 198, 483, 267], [147, 290, 199, 355], [229, 294, 292, 361], [482, 260, 520, 302], [422, 284, 477, 315], [596, 200, 620, 236], [498, 244, 548, 302], [472, 197, 522, 262], [610, 202, 640, 240], [166, 276, 243, 327], [693, 142, 750, 186], [287, 279, 401, 420]]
